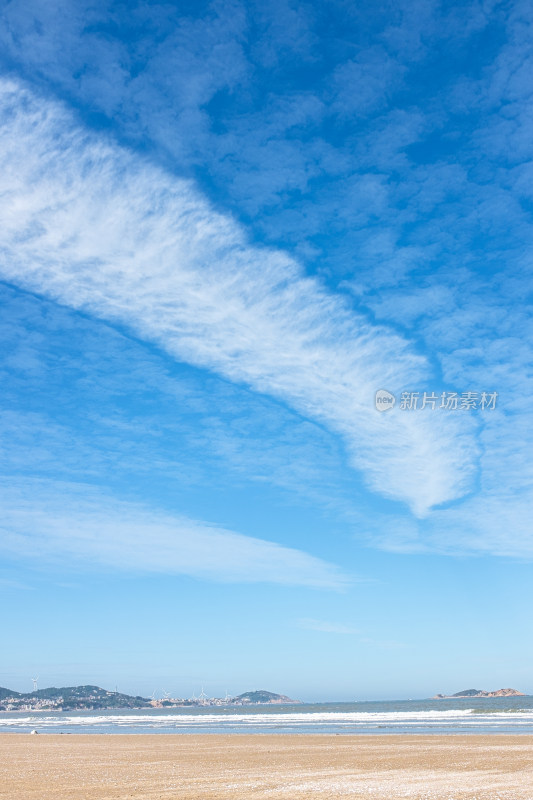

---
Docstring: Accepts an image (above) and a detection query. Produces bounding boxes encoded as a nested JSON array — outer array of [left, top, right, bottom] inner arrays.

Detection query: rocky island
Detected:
[[232, 690, 299, 704], [433, 688, 525, 699]]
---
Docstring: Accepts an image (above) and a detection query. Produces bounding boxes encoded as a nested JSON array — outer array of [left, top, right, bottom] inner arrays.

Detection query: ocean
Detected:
[[2, 696, 533, 734]]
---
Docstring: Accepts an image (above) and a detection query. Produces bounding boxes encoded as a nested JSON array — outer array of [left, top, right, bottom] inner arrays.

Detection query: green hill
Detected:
[[232, 689, 297, 704], [0, 685, 150, 710], [0, 687, 21, 700]]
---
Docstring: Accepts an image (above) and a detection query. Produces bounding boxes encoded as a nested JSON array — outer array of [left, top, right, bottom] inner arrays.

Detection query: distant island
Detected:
[[0, 685, 298, 712], [233, 690, 298, 705], [433, 688, 525, 699]]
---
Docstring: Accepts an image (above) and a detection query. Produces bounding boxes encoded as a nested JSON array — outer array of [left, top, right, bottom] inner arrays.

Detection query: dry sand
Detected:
[[2, 734, 533, 799]]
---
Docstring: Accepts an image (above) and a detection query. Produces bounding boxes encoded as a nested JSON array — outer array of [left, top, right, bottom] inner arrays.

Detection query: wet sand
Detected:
[[2, 734, 533, 799]]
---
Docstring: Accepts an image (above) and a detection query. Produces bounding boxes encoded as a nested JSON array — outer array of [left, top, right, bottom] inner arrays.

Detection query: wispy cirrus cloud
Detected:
[[297, 618, 360, 635], [2, 0, 530, 558], [0, 78, 477, 516], [0, 577, 33, 591], [0, 478, 347, 588], [296, 619, 405, 650]]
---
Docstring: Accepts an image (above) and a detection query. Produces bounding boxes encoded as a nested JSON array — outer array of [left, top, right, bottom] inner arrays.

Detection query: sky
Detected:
[[0, 0, 532, 702]]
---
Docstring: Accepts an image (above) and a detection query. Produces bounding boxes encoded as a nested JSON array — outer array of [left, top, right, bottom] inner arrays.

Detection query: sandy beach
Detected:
[[2, 734, 533, 799]]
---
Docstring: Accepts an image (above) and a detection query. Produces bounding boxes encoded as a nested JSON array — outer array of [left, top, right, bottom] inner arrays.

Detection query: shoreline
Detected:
[[5, 730, 533, 736], [3, 733, 533, 798]]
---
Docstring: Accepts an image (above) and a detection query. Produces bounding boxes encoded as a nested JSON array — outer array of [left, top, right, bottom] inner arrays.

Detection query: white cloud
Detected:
[[296, 618, 405, 649], [0, 577, 33, 591], [297, 618, 360, 634], [0, 78, 477, 516], [0, 479, 346, 588]]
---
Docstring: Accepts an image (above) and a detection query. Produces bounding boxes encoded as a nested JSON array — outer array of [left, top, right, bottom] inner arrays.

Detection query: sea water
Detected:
[[2, 696, 533, 734]]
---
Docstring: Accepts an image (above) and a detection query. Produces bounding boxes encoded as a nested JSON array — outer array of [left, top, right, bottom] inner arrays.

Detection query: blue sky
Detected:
[[0, 0, 532, 701]]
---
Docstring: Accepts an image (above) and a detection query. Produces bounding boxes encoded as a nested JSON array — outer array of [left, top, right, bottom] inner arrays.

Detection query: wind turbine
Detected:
[[198, 687, 208, 705], [162, 689, 171, 700], [150, 690, 158, 701], [31, 677, 39, 693]]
